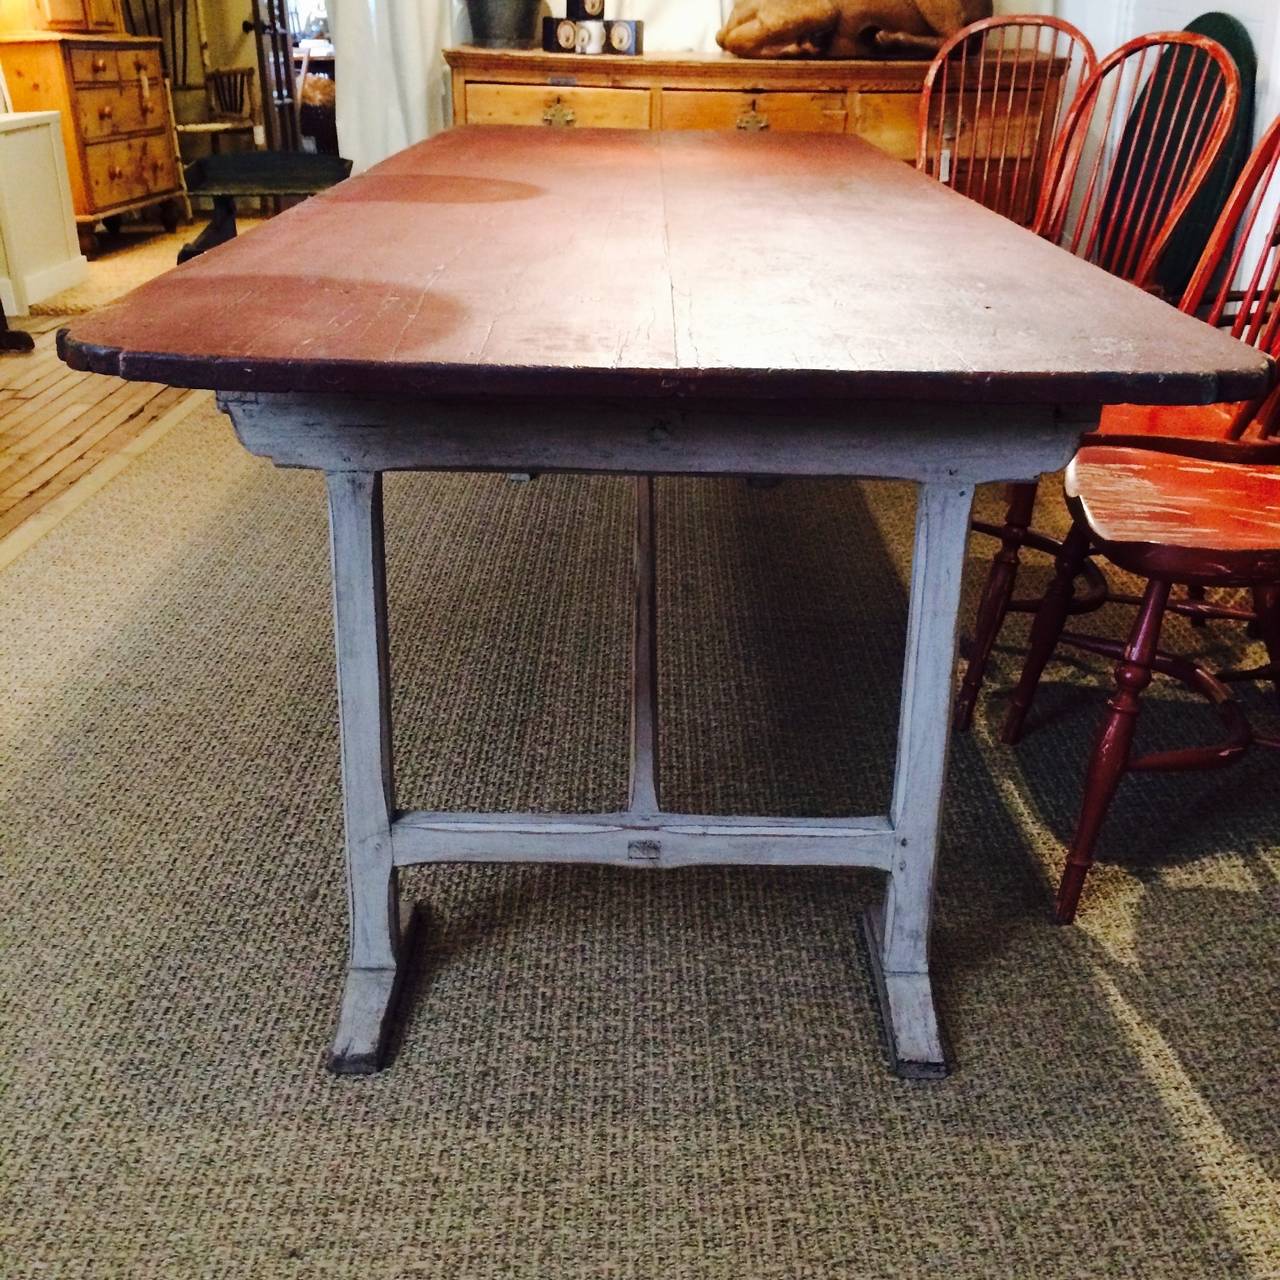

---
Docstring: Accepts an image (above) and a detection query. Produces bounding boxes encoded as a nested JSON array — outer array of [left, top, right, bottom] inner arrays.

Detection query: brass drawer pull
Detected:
[[542, 97, 576, 127], [98, 104, 113, 120], [107, 164, 124, 180], [736, 102, 769, 131], [92, 57, 108, 73]]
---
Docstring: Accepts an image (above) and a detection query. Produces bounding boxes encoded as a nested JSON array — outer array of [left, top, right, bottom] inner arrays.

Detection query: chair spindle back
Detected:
[[918, 16, 1097, 227], [1181, 113, 1280, 438], [208, 67, 255, 122], [1036, 32, 1241, 289]]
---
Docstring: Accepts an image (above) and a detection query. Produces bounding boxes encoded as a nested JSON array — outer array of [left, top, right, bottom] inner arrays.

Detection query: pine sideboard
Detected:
[[0, 30, 182, 253], [444, 48, 949, 158]]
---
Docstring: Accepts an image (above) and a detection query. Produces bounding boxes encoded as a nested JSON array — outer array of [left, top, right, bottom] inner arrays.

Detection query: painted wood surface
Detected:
[[628, 475, 659, 814], [391, 811, 899, 870], [220, 391, 1089, 484], [325, 471, 402, 1073], [1067, 445, 1280, 579], [61, 126, 1272, 407], [883, 481, 974, 976]]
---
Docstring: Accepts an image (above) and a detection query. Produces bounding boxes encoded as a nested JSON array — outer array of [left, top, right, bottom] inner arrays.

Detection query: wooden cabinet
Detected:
[[0, 0, 120, 33], [0, 33, 180, 248], [445, 48, 937, 157], [0, 109, 87, 314]]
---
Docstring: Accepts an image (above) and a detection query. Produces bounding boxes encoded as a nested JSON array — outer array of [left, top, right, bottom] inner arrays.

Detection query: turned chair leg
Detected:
[[1057, 577, 1171, 924], [1002, 520, 1092, 745], [1252, 584, 1280, 698], [954, 481, 1039, 732]]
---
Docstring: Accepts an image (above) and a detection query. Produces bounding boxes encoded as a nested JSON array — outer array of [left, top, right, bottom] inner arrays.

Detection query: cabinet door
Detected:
[[41, 0, 89, 28], [86, 0, 120, 29]]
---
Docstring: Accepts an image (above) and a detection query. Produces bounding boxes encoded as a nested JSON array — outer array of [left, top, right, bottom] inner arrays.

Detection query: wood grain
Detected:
[[62, 127, 1273, 407], [1068, 445, 1280, 565], [0, 324, 197, 557]]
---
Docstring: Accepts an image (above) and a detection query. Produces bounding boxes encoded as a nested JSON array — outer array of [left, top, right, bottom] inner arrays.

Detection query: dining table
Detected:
[[59, 125, 1273, 1079]]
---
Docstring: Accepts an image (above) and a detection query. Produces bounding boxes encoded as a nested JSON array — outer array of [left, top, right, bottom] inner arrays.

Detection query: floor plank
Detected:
[[0, 318, 202, 562]]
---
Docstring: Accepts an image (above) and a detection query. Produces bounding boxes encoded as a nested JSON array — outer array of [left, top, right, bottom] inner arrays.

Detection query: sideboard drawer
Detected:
[[85, 132, 176, 208], [119, 45, 162, 84], [465, 82, 650, 129], [86, 135, 145, 205], [661, 90, 847, 134], [76, 82, 145, 138], [69, 45, 118, 84], [136, 131, 176, 192]]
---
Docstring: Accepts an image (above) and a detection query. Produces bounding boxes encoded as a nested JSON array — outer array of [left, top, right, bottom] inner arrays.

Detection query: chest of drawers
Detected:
[[445, 48, 936, 159], [0, 32, 181, 251]]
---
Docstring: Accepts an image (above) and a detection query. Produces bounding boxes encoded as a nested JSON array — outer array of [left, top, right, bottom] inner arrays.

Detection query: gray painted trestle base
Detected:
[[223, 390, 1087, 1079]]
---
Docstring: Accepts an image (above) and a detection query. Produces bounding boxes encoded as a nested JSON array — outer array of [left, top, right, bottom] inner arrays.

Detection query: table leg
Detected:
[[863, 479, 975, 1079], [325, 471, 404, 1074]]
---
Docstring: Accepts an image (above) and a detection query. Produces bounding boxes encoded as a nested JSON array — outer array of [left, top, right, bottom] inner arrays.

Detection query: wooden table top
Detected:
[[60, 126, 1273, 408]]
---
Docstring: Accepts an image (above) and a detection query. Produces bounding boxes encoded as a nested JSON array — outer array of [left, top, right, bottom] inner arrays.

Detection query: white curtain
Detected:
[[332, 0, 730, 170], [331, 0, 467, 171]]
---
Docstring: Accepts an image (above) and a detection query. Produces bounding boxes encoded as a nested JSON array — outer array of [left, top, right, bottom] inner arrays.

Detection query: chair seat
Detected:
[[176, 121, 256, 136], [1066, 445, 1280, 582], [1098, 400, 1243, 439]]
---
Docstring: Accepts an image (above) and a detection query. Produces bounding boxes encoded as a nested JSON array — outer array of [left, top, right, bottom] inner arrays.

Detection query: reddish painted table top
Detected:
[[60, 126, 1273, 407]]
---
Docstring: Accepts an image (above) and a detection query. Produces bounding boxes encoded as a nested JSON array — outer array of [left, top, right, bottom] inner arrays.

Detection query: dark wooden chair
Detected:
[[177, 151, 352, 263], [917, 15, 1097, 227], [954, 30, 1243, 732], [1000, 113, 1280, 923], [176, 67, 258, 156]]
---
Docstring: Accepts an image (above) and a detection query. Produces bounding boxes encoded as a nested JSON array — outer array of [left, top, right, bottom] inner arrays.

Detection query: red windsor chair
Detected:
[[918, 15, 1097, 226], [953, 31, 1243, 733], [1001, 112, 1280, 923]]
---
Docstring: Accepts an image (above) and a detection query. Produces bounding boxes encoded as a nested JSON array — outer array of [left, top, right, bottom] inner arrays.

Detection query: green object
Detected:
[[184, 152, 353, 198], [1096, 15, 1255, 296], [178, 152, 353, 264], [1156, 14, 1257, 300]]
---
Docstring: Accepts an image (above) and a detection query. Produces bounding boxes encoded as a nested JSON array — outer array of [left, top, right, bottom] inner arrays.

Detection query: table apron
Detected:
[[218, 392, 1091, 483]]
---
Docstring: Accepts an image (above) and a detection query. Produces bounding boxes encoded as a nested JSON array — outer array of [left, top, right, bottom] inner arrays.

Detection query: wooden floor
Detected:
[[0, 314, 201, 569]]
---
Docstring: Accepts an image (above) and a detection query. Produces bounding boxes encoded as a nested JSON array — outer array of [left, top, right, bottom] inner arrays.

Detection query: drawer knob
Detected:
[[736, 104, 769, 132], [542, 98, 576, 128], [141, 101, 154, 115], [108, 165, 123, 180], [98, 104, 113, 120], [93, 57, 107, 73], [135, 59, 146, 72]]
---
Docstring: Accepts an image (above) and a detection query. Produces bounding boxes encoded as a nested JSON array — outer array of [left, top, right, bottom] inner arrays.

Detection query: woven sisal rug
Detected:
[[1, 401, 1276, 1278]]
